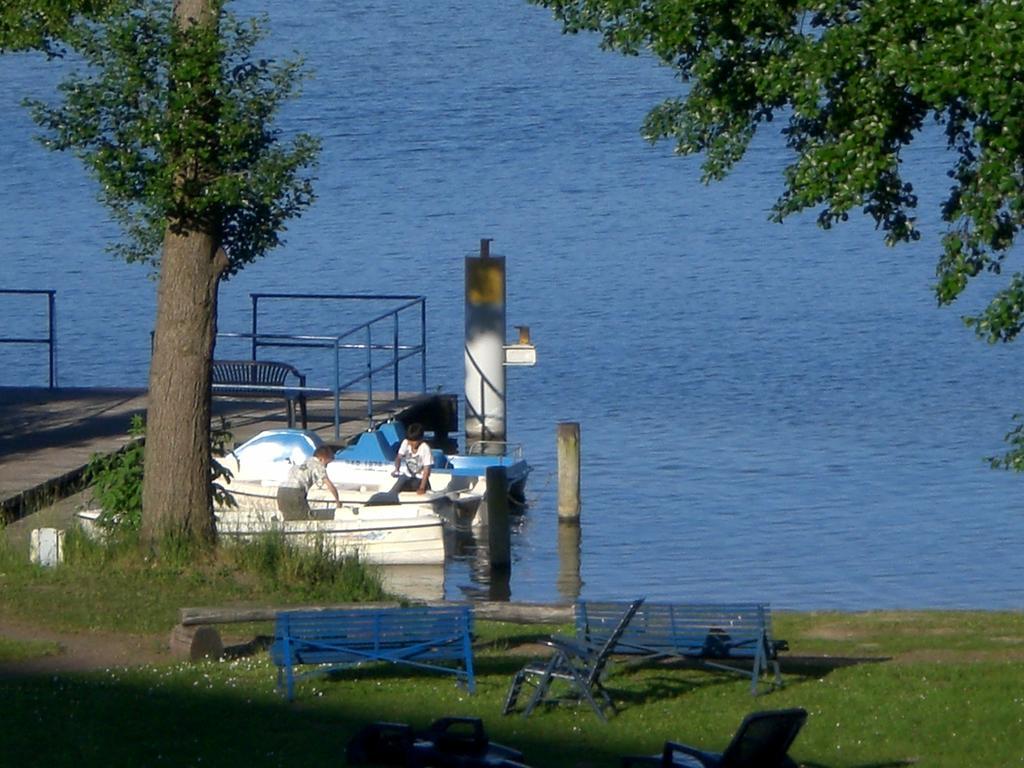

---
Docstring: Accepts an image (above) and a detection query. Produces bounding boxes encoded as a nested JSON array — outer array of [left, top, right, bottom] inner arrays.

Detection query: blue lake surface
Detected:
[[2, 1, 1023, 609]]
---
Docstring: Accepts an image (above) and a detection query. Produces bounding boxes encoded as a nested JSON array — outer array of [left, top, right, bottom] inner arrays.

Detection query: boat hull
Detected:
[[214, 505, 446, 566], [213, 476, 447, 566]]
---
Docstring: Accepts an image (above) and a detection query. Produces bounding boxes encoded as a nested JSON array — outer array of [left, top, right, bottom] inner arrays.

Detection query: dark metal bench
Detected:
[[211, 359, 308, 428], [270, 605, 476, 701], [576, 601, 788, 695]]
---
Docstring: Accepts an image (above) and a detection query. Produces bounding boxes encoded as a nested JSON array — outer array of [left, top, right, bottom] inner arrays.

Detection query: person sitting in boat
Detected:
[[391, 422, 433, 495], [277, 445, 340, 520]]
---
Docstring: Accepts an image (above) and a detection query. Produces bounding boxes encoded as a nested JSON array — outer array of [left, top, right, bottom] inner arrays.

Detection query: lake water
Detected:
[[2, 0, 1023, 610]]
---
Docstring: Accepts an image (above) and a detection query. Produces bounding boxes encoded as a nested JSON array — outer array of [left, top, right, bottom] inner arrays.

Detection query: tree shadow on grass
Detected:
[[0, 665, 653, 768], [603, 652, 891, 712]]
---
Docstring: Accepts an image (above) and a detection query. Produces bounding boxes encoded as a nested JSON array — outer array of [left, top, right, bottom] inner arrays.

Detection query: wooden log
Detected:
[[179, 601, 573, 627], [472, 602, 572, 624]]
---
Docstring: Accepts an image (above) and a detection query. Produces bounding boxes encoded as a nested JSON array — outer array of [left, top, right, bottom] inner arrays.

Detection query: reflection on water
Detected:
[[433, 511, 583, 605], [556, 521, 583, 602], [438, 522, 512, 602]]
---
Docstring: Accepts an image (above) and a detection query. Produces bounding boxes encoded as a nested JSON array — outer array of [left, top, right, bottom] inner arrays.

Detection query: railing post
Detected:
[[47, 290, 56, 388], [334, 336, 341, 440], [420, 298, 427, 394], [392, 312, 400, 400], [0, 289, 59, 388], [365, 325, 374, 425], [250, 293, 259, 361]]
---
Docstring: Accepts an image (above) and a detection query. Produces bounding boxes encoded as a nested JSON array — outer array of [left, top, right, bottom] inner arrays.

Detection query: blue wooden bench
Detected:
[[576, 601, 787, 695], [271, 605, 475, 701]]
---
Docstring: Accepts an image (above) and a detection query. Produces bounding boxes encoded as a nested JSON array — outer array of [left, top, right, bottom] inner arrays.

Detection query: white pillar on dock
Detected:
[[464, 239, 507, 444]]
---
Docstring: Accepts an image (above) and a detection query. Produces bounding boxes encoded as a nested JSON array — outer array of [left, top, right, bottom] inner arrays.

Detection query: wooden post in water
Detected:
[[557, 421, 581, 520], [486, 465, 511, 570]]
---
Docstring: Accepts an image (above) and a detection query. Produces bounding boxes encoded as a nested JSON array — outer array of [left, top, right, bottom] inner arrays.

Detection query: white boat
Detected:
[[216, 428, 471, 516], [217, 425, 531, 528], [207, 429, 447, 565], [75, 496, 447, 566], [214, 504, 446, 566]]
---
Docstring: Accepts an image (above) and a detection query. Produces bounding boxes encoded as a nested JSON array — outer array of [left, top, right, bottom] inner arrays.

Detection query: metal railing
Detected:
[[0, 289, 57, 387], [216, 293, 428, 438]]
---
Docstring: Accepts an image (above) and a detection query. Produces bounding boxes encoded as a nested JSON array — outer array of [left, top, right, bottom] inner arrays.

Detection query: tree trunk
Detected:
[[141, 229, 226, 546], [140, 0, 223, 548]]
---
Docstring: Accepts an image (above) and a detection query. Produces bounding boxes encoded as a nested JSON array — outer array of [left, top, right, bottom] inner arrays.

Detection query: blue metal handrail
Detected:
[[0, 289, 57, 387], [217, 293, 428, 439]]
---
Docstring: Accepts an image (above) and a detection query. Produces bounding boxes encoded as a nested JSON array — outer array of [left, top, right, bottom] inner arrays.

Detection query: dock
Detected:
[[0, 386, 458, 523]]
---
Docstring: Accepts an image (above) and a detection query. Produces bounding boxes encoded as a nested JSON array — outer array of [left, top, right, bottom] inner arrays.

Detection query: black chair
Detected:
[[347, 717, 528, 768], [621, 708, 808, 768], [502, 597, 645, 721]]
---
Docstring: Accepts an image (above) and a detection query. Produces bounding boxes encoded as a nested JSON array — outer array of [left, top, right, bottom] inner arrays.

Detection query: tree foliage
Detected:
[[534, 0, 1024, 463], [534, 1, 1024, 326], [84, 414, 147, 532], [0, 0, 121, 54], [26, 0, 320, 273], [83, 415, 236, 533], [6, 0, 321, 548]]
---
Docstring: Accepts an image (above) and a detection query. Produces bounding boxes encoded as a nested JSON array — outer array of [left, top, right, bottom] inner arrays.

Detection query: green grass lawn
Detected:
[[1, 536, 1021, 767], [2, 619, 1021, 767]]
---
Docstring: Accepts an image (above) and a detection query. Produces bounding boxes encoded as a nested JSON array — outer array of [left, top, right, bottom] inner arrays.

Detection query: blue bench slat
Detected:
[[271, 606, 475, 701]]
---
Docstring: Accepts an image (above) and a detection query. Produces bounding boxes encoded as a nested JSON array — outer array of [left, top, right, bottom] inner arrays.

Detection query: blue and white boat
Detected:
[[332, 420, 532, 513], [215, 423, 531, 530], [212, 429, 445, 565]]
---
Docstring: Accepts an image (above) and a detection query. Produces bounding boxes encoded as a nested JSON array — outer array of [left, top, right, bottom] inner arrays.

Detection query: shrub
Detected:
[[84, 416, 236, 533], [83, 414, 145, 531]]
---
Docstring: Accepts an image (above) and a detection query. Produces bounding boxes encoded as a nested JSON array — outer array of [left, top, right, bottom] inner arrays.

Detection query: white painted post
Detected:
[[465, 239, 506, 445], [29, 528, 64, 567]]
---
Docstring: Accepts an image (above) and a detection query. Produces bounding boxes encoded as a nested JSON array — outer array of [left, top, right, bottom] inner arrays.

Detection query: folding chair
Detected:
[[502, 597, 645, 721], [620, 708, 808, 768]]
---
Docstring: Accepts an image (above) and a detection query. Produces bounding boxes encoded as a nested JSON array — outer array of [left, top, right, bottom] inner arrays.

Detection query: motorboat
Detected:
[[216, 428, 463, 513], [211, 429, 446, 565], [217, 424, 531, 528], [213, 504, 446, 566]]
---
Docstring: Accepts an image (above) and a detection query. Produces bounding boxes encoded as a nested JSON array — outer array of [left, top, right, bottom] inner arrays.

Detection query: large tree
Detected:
[[18, 0, 319, 547], [533, 0, 1024, 460]]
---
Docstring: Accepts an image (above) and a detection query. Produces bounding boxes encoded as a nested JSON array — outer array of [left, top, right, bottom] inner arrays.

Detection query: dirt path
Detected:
[[0, 615, 170, 678]]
